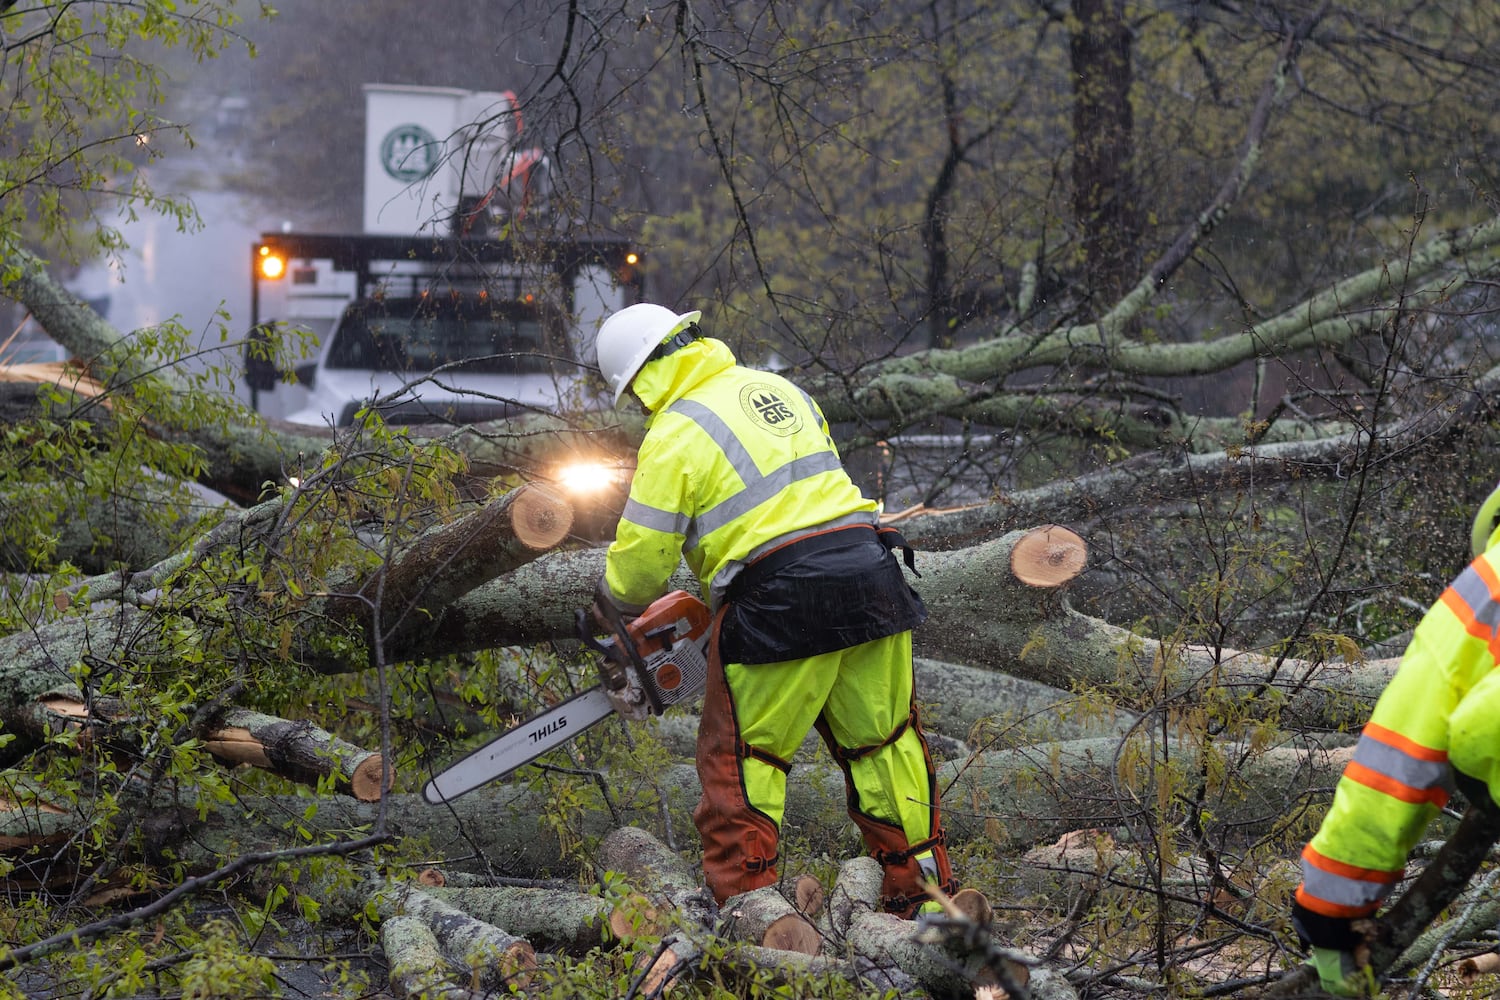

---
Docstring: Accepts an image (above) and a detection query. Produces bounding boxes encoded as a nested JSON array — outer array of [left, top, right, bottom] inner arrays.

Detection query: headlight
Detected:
[[553, 460, 627, 495]]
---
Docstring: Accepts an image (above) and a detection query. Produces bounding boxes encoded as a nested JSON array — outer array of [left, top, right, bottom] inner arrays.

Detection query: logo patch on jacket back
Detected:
[[739, 382, 803, 436]]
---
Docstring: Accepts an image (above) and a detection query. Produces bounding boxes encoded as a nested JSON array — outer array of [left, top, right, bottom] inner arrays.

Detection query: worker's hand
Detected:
[[590, 597, 635, 634], [1307, 947, 1379, 997], [590, 598, 613, 633]]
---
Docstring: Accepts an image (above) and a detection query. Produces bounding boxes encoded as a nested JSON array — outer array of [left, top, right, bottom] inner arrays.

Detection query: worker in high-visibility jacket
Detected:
[[590, 302, 957, 917], [1292, 486, 1500, 995]]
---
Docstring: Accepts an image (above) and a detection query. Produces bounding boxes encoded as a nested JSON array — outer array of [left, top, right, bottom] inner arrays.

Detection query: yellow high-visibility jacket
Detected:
[[601, 337, 879, 614], [1293, 540, 1500, 947]]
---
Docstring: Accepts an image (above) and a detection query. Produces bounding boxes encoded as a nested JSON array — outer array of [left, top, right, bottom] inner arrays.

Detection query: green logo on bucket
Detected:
[[381, 124, 440, 181]]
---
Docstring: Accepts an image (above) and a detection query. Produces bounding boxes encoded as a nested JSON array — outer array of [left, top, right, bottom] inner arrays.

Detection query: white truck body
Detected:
[[248, 84, 638, 425]]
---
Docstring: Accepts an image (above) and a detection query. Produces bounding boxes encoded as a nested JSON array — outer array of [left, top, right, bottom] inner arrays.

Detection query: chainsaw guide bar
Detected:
[[423, 590, 712, 804]]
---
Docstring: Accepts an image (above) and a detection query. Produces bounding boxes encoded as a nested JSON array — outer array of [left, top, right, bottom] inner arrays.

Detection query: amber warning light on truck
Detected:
[[256, 244, 286, 281]]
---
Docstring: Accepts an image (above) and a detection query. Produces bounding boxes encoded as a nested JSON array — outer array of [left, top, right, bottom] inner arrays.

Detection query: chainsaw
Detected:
[[422, 590, 711, 804]]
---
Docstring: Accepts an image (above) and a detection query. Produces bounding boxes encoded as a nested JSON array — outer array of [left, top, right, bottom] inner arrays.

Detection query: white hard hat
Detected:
[[595, 303, 702, 405]]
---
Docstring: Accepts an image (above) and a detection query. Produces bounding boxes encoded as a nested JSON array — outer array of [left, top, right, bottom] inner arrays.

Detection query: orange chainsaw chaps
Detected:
[[848, 810, 956, 917], [694, 608, 782, 902]]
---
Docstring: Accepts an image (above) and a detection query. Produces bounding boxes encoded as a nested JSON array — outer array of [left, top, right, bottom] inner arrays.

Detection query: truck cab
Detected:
[[283, 291, 589, 427], [244, 84, 642, 426]]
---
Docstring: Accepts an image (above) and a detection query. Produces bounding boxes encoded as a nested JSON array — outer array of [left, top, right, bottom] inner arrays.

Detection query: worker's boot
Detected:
[[852, 813, 957, 918]]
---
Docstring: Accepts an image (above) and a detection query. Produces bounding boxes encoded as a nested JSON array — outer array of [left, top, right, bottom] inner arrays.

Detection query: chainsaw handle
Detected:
[[591, 598, 667, 716], [575, 608, 628, 692]]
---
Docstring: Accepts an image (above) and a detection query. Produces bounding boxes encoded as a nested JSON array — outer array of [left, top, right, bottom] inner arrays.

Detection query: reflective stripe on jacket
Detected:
[[602, 336, 878, 612], [1295, 545, 1500, 930]]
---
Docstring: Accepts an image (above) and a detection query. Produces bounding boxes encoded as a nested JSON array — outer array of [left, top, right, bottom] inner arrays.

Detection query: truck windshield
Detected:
[[325, 298, 566, 375]]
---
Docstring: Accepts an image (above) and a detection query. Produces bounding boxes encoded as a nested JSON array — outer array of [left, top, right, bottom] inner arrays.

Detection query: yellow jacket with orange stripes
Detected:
[[1292, 540, 1500, 948]]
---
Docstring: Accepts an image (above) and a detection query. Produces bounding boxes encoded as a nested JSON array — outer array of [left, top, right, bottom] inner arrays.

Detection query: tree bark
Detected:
[[202, 707, 389, 801], [3, 731, 1351, 888], [372, 880, 537, 992], [822, 867, 1042, 1000], [378, 914, 471, 1000], [598, 825, 716, 937], [419, 884, 612, 954], [1070, 0, 1140, 307], [320, 481, 573, 654]]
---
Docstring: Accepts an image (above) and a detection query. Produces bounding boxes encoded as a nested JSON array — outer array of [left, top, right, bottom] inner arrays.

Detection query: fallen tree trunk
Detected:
[[397, 524, 1395, 732], [0, 516, 1395, 746], [719, 884, 821, 956], [912, 656, 1141, 745], [0, 483, 577, 732], [84, 735, 1346, 891], [3, 694, 392, 803], [320, 481, 573, 653], [906, 526, 1396, 729], [598, 825, 716, 939], [822, 855, 1041, 1000]]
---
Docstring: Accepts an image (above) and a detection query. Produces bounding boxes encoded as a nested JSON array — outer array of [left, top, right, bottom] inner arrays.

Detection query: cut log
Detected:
[[952, 886, 994, 924], [203, 708, 389, 801], [720, 884, 822, 955], [635, 926, 883, 996], [1459, 951, 1500, 984], [609, 891, 666, 942], [792, 872, 826, 918], [373, 881, 537, 992], [0, 691, 136, 758], [910, 527, 1398, 731], [820, 854, 1031, 997], [598, 825, 716, 935], [822, 855, 884, 944], [379, 914, 470, 1000], [422, 884, 612, 954], [1008, 524, 1087, 587], [4, 690, 395, 804], [848, 908, 996, 1000]]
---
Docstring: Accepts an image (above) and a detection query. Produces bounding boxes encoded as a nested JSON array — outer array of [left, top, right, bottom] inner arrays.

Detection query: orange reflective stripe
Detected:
[[1297, 844, 1403, 918], [1475, 555, 1500, 604], [1302, 844, 1402, 884], [1441, 588, 1490, 641], [1294, 885, 1381, 920], [1440, 557, 1500, 663], [1344, 760, 1450, 806], [1361, 722, 1448, 763]]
